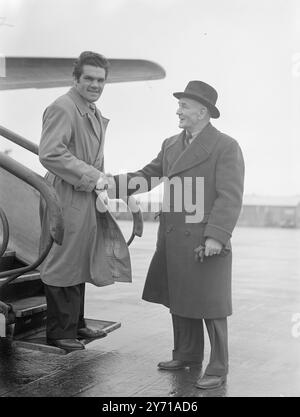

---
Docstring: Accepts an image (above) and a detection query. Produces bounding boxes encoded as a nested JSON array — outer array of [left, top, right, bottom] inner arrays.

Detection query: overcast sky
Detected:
[[0, 0, 298, 197]]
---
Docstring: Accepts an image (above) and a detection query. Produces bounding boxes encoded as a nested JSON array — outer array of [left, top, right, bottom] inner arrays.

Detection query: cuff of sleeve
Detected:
[[74, 172, 99, 192], [204, 224, 231, 246]]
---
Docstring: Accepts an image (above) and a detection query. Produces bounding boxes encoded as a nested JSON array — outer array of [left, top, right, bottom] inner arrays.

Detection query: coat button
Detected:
[[184, 230, 191, 236]]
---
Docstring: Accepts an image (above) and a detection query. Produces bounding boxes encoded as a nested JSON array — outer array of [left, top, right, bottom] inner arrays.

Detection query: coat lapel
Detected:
[[95, 110, 110, 162], [167, 123, 220, 177], [164, 131, 186, 174], [95, 109, 109, 145]]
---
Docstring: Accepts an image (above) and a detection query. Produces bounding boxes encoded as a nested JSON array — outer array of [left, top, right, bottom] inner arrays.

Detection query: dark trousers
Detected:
[[44, 283, 86, 340], [172, 314, 228, 376]]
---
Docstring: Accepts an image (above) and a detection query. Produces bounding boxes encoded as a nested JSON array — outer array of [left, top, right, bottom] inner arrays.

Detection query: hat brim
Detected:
[[173, 92, 220, 119]]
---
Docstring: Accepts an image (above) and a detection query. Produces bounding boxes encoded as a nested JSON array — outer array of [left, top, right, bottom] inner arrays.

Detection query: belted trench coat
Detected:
[[39, 87, 131, 287], [118, 123, 244, 318]]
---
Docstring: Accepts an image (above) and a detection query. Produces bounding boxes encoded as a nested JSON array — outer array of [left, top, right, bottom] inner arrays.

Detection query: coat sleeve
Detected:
[[204, 141, 245, 245], [39, 104, 102, 192], [114, 141, 165, 198]]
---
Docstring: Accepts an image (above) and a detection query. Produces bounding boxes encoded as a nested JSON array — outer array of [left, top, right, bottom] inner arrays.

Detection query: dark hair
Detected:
[[72, 51, 110, 81]]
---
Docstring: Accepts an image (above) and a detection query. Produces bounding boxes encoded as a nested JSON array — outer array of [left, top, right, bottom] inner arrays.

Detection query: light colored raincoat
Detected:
[[39, 87, 131, 287]]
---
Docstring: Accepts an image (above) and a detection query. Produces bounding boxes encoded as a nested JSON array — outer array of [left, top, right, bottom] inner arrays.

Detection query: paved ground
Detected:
[[0, 222, 300, 397]]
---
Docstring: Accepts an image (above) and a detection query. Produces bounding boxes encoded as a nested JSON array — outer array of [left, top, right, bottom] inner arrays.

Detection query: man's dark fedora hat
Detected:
[[173, 80, 220, 118]]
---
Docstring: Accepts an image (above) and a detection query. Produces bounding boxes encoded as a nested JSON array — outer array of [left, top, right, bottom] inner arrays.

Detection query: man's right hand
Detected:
[[96, 173, 108, 191]]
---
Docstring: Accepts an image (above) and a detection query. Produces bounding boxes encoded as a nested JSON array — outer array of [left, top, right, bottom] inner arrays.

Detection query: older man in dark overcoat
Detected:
[[114, 80, 244, 389]]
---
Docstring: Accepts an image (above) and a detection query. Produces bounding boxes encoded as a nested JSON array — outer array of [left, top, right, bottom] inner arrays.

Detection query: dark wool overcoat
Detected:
[[119, 123, 244, 318], [39, 87, 131, 287]]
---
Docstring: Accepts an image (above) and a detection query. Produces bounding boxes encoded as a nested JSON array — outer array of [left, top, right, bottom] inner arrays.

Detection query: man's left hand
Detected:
[[204, 238, 223, 256]]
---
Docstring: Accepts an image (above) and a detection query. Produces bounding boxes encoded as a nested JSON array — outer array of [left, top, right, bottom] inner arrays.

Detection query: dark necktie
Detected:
[[185, 131, 192, 147]]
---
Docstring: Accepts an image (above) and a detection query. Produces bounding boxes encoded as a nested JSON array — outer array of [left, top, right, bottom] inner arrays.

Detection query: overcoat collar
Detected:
[[67, 87, 110, 140], [167, 122, 220, 177]]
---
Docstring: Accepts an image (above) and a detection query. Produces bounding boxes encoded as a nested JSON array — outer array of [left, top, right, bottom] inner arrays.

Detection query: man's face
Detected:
[[176, 97, 206, 131], [75, 65, 106, 103]]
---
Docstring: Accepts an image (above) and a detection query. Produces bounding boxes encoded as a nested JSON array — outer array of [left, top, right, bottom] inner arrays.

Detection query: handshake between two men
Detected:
[[94, 172, 116, 206], [94, 172, 223, 260]]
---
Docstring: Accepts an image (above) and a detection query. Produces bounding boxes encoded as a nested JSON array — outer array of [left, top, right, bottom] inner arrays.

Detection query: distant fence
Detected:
[[111, 201, 300, 228]]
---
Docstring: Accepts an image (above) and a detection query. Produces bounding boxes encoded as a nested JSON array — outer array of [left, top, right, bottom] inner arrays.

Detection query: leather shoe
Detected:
[[77, 327, 107, 339], [195, 374, 227, 389], [157, 359, 201, 370], [47, 338, 85, 352]]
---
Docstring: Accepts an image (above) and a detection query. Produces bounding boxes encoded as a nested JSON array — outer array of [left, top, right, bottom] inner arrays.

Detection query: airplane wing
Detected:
[[0, 57, 166, 90]]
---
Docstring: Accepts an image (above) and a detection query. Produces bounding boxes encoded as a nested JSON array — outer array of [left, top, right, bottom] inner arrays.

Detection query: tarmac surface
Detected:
[[0, 222, 300, 397]]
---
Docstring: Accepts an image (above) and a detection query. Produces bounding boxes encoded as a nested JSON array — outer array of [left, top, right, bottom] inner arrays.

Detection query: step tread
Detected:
[[13, 318, 121, 354], [1, 250, 16, 258], [10, 295, 46, 317]]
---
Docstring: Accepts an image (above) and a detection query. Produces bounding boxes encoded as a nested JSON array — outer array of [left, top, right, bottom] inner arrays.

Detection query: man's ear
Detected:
[[198, 107, 206, 120], [201, 106, 210, 120]]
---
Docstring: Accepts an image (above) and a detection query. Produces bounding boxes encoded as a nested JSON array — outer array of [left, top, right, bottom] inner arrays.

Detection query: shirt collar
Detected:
[[68, 87, 96, 116], [185, 123, 210, 144]]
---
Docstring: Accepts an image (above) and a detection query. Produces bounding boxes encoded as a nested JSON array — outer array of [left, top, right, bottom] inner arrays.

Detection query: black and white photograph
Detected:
[[0, 0, 299, 400]]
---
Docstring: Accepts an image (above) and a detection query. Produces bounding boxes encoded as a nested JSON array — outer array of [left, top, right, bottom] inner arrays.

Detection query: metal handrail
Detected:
[[0, 125, 39, 155], [0, 152, 64, 286], [0, 208, 9, 258], [0, 237, 53, 289], [0, 126, 143, 247], [123, 196, 143, 246]]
